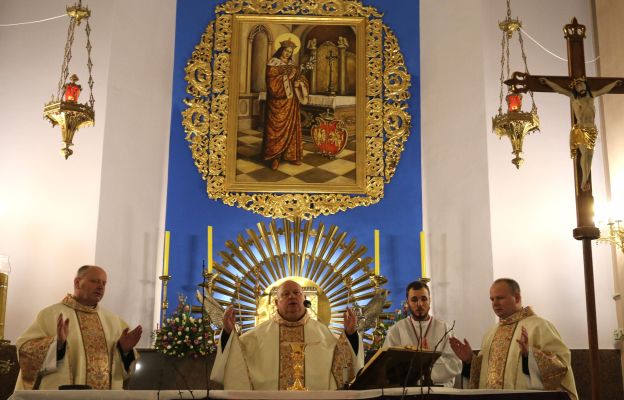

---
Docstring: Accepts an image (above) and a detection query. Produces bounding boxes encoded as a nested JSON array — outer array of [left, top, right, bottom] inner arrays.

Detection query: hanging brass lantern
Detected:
[[43, 1, 95, 159], [492, 0, 539, 169]]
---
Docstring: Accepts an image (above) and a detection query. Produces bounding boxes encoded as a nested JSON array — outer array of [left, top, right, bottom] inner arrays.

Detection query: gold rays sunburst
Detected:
[[200, 218, 388, 336]]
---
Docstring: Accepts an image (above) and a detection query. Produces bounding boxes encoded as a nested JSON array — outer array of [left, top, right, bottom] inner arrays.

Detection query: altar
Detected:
[[255, 92, 356, 139], [8, 388, 570, 400]]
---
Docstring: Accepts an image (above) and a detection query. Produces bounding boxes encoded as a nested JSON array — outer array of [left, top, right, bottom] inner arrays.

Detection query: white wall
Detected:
[[420, 0, 495, 345], [422, 0, 617, 348], [93, 0, 175, 347], [0, 0, 176, 346]]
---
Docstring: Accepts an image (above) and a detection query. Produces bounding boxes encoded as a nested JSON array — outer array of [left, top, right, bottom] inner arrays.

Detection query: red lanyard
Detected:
[[409, 316, 431, 350]]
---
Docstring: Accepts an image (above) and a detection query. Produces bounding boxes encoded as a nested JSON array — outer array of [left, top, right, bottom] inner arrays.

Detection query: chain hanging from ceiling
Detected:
[[492, 0, 540, 169], [43, 0, 95, 159]]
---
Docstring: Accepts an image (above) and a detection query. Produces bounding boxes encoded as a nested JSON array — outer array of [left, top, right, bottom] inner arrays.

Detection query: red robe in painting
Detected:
[[263, 58, 309, 164]]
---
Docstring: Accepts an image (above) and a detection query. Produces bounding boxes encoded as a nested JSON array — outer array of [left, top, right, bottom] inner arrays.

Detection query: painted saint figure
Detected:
[[539, 77, 622, 191], [262, 39, 310, 170]]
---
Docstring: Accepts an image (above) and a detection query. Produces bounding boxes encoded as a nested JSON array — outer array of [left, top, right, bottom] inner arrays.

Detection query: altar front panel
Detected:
[[9, 388, 570, 400]]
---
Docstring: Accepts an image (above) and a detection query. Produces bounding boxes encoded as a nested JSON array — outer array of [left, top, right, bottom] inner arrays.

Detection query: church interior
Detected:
[[1, 0, 624, 399]]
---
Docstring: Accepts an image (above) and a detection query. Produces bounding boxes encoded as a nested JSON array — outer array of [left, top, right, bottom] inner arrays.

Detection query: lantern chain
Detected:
[[56, 17, 76, 99], [85, 18, 95, 109], [498, 30, 506, 115], [517, 28, 537, 112]]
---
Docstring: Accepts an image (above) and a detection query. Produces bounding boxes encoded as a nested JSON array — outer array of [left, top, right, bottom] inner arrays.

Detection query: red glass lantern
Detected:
[[506, 93, 522, 112], [63, 74, 82, 102]]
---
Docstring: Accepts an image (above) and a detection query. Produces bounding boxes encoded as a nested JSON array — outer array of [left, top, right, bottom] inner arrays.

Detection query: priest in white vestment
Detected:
[[210, 280, 364, 390], [450, 278, 578, 400], [15, 265, 142, 390], [382, 280, 461, 387]]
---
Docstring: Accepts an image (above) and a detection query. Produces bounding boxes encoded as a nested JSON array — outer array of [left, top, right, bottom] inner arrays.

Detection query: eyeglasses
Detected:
[[279, 290, 302, 298]]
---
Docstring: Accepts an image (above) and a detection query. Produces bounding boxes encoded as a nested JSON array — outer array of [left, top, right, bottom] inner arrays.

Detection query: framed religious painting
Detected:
[[182, 0, 412, 219]]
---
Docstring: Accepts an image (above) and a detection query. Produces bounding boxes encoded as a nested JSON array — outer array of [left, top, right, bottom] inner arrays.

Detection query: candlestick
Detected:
[[159, 274, 171, 323], [208, 226, 213, 274], [420, 231, 426, 279], [0, 255, 10, 344], [374, 229, 380, 276], [163, 231, 170, 276]]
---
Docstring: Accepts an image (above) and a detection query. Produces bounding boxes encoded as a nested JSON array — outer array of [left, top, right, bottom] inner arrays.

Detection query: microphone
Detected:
[[303, 299, 320, 320]]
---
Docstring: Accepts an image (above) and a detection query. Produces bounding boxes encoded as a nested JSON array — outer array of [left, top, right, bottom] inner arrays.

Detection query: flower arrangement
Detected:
[[369, 321, 389, 351], [153, 295, 216, 358]]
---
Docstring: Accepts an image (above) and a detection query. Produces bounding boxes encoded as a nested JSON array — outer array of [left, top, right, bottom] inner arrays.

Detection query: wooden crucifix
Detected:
[[505, 18, 624, 400]]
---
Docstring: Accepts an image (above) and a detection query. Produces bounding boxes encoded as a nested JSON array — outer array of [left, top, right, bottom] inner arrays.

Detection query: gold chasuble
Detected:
[[470, 307, 578, 400], [211, 311, 364, 390], [16, 295, 136, 390]]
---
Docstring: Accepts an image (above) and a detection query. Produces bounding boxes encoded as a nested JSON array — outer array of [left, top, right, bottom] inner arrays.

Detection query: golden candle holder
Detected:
[[0, 255, 11, 344], [200, 270, 219, 294], [369, 274, 387, 289], [159, 274, 171, 323], [0, 273, 9, 344], [287, 342, 308, 391]]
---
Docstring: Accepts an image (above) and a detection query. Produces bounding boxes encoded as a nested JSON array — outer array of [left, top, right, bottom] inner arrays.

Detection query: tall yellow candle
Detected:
[[374, 229, 380, 275], [208, 226, 213, 273], [420, 231, 426, 278], [163, 231, 170, 276]]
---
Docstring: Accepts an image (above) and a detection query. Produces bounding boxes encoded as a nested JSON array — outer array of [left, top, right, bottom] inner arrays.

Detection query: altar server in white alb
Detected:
[[15, 265, 142, 390], [210, 280, 364, 390], [383, 280, 461, 387]]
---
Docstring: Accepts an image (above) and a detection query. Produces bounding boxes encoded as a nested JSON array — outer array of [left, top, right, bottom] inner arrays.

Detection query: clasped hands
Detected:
[[449, 326, 529, 363], [56, 313, 142, 354]]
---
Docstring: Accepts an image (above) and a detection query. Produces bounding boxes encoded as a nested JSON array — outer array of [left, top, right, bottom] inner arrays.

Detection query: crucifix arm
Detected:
[[504, 72, 571, 94], [539, 77, 571, 96], [592, 79, 623, 97], [505, 71, 624, 95]]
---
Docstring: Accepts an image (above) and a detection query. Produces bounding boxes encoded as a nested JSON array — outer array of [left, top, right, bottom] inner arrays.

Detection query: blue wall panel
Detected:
[[165, 0, 421, 315]]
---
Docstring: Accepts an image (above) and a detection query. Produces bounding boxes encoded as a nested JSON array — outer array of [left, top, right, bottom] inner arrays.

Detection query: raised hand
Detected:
[[516, 326, 529, 356], [449, 336, 474, 363], [343, 307, 357, 335], [223, 306, 236, 335], [118, 325, 142, 354], [57, 313, 69, 348]]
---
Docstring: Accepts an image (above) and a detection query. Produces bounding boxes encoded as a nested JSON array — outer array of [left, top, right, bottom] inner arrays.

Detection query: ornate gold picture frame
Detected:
[[182, 0, 411, 219]]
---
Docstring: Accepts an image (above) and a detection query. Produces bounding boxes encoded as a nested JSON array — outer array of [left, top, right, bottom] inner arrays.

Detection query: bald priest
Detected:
[[210, 280, 364, 390]]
